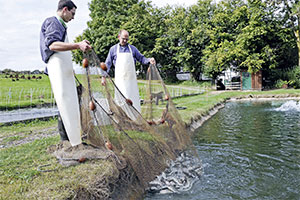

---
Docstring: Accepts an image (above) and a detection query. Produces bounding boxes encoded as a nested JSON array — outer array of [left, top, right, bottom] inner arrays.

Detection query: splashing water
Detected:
[[274, 100, 300, 112], [146, 151, 202, 195]]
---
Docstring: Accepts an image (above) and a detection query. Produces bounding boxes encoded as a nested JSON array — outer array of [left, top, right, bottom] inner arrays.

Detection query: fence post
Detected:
[[19, 88, 23, 109]]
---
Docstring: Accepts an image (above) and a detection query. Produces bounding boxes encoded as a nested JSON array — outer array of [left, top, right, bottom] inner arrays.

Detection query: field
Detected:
[[0, 74, 53, 110], [0, 74, 206, 110]]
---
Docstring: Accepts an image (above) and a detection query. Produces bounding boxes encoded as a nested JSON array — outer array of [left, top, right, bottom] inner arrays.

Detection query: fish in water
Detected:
[[147, 151, 203, 194]]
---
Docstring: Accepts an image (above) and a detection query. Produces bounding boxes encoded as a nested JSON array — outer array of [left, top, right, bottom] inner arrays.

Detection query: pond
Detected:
[[145, 100, 300, 199]]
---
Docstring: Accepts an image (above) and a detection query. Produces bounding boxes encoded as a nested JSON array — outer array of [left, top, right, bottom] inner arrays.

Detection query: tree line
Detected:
[[72, 0, 300, 88]]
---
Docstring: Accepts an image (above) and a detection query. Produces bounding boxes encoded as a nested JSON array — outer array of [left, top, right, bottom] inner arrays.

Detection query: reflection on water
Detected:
[[145, 100, 300, 200], [0, 107, 58, 123]]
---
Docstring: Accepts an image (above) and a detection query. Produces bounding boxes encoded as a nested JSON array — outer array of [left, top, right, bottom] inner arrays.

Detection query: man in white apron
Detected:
[[102, 30, 156, 113], [40, 0, 91, 146]]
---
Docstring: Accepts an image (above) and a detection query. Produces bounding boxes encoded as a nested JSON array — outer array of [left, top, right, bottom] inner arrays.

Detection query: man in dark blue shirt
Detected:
[[40, 0, 91, 146]]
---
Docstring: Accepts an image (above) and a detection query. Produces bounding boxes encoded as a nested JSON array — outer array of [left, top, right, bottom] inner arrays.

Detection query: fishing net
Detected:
[[51, 48, 196, 198], [142, 64, 193, 151]]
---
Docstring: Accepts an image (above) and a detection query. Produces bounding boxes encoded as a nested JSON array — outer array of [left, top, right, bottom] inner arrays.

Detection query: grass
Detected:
[[0, 74, 207, 110], [0, 117, 118, 199], [0, 74, 53, 110], [0, 136, 116, 199], [173, 89, 300, 122], [0, 137, 60, 198], [0, 118, 57, 147]]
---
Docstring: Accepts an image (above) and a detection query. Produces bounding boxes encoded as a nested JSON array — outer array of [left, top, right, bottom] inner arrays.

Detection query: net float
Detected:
[[78, 157, 86, 163], [164, 94, 169, 101], [105, 141, 113, 150], [126, 98, 133, 106], [100, 62, 107, 71], [82, 58, 89, 68], [147, 120, 156, 125], [89, 101, 96, 111]]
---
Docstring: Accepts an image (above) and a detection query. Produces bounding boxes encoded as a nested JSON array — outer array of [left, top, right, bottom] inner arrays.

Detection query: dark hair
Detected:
[[57, 0, 77, 11]]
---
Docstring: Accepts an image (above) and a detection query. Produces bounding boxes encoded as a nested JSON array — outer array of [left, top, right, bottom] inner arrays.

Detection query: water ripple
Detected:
[[146, 100, 300, 199]]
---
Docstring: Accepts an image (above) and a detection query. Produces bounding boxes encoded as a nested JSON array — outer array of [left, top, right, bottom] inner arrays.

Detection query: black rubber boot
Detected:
[[57, 113, 69, 141]]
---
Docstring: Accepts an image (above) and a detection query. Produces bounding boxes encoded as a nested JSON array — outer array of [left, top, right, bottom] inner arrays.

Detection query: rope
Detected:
[[37, 163, 58, 173]]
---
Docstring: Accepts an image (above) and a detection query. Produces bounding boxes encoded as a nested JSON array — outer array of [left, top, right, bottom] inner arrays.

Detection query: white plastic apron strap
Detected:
[[47, 35, 82, 146], [114, 45, 141, 120]]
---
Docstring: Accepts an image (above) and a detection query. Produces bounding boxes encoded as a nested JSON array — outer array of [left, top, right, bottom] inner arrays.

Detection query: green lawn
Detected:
[[0, 74, 53, 109], [173, 88, 300, 123], [0, 74, 206, 110]]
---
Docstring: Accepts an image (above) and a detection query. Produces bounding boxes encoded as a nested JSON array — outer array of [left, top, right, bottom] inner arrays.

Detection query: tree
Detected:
[[235, 0, 296, 73], [152, 6, 189, 81], [202, 0, 296, 79], [120, 1, 163, 77], [265, 0, 300, 66], [73, 0, 140, 67], [202, 0, 248, 78], [186, 0, 216, 80], [70, 0, 297, 84]]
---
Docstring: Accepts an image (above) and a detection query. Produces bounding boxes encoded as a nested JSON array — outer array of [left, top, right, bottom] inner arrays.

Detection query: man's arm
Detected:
[[102, 45, 116, 85], [104, 45, 116, 73], [131, 45, 156, 65], [49, 40, 91, 52]]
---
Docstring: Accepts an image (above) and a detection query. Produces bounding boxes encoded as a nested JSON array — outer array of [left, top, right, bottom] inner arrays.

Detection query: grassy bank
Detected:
[[173, 89, 300, 123], [0, 88, 299, 199]]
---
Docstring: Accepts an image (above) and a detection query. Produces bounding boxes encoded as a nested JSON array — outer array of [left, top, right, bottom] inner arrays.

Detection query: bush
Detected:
[[275, 79, 288, 89], [270, 66, 300, 89], [287, 67, 300, 89]]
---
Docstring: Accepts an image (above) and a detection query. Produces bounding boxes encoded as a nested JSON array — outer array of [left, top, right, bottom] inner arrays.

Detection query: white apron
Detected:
[[114, 45, 141, 113], [47, 36, 82, 146]]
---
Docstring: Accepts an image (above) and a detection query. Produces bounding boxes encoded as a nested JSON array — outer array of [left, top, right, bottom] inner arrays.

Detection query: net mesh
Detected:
[[52, 49, 195, 194], [142, 64, 193, 151]]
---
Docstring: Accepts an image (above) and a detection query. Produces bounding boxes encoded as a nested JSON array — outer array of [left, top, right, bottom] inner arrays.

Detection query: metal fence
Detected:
[[139, 84, 205, 100], [0, 84, 204, 110], [0, 87, 55, 110]]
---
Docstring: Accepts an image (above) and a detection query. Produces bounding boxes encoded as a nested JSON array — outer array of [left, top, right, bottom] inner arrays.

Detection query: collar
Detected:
[[56, 15, 67, 29], [119, 43, 128, 48]]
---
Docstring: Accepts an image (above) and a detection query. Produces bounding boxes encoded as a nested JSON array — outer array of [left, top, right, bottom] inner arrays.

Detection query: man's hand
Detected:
[[101, 76, 107, 86], [150, 57, 156, 65], [78, 40, 91, 52]]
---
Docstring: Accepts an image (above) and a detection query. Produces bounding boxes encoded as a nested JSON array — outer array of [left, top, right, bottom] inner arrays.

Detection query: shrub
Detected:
[[275, 79, 288, 89], [270, 66, 300, 89], [287, 67, 300, 89]]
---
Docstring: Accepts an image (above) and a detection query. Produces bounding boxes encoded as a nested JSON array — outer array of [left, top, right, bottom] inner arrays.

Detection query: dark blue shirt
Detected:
[[105, 43, 150, 73], [40, 16, 66, 63]]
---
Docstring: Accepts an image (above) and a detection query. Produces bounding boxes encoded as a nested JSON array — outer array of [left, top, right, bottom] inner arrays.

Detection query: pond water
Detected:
[[145, 100, 300, 200]]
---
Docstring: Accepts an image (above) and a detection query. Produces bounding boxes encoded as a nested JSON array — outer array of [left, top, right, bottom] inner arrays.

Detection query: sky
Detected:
[[0, 0, 198, 72]]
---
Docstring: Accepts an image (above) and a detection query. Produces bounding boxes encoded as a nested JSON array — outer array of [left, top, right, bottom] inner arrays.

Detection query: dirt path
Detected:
[[0, 126, 58, 149]]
